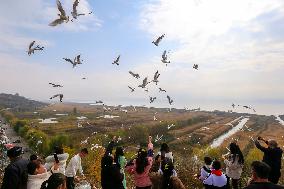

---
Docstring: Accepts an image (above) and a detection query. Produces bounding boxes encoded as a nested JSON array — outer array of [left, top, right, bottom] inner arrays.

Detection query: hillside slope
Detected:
[[0, 93, 47, 111]]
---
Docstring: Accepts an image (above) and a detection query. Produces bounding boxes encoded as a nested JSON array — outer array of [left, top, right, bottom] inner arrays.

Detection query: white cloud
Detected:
[[140, 0, 284, 70]]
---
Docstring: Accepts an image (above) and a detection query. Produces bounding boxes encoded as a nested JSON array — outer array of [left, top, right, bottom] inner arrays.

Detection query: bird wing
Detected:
[[57, 0, 66, 16], [167, 95, 171, 102], [72, 0, 79, 17], [162, 50, 167, 59], [117, 55, 120, 62], [63, 58, 73, 64], [29, 41, 35, 50], [49, 18, 64, 26], [143, 77, 148, 85], [51, 94, 60, 99]]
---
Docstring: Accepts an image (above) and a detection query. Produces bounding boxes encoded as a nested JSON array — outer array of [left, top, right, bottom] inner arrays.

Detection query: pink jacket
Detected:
[[126, 157, 153, 187]]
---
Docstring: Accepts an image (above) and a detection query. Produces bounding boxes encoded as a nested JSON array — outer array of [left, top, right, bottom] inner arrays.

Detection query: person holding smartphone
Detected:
[[255, 136, 283, 184]]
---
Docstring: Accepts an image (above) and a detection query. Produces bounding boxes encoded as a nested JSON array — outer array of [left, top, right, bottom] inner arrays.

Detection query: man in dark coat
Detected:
[[1, 146, 29, 189], [255, 137, 283, 184], [244, 161, 284, 189]]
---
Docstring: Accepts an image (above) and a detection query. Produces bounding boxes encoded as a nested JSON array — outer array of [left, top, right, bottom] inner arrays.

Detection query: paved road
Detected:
[[0, 117, 32, 159]]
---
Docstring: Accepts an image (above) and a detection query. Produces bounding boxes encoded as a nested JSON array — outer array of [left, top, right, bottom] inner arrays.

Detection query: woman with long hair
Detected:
[[126, 148, 153, 189], [114, 146, 127, 189], [101, 154, 124, 189], [160, 159, 185, 189], [223, 142, 244, 189]]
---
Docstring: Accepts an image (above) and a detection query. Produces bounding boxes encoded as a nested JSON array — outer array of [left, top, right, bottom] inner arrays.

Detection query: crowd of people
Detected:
[[0, 135, 283, 189]]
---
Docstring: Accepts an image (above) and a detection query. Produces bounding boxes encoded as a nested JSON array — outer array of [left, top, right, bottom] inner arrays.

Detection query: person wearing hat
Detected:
[[255, 137, 283, 184], [1, 146, 29, 189]]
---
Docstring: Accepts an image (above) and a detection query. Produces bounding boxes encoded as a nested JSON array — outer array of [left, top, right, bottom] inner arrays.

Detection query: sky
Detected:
[[0, 0, 284, 115]]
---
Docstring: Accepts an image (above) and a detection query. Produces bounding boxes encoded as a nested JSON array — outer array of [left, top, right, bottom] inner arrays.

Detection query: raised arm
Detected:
[[255, 139, 268, 153], [147, 136, 154, 157]]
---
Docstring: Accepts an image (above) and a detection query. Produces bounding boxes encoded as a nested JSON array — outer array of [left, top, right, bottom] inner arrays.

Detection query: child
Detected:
[[199, 156, 212, 181], [203, 160, 227, 189]]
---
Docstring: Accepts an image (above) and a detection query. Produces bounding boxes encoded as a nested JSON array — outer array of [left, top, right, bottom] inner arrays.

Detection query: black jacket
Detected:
[[101, 163, 124, 189], [244, 182, 284, 189], [255, 140, 283, 172], [1, 157, 29, 189]]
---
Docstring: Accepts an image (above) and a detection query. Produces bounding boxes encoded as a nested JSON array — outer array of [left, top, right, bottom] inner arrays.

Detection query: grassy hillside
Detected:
[[0, 93, 47, 112], [1, 101, 284, 188]]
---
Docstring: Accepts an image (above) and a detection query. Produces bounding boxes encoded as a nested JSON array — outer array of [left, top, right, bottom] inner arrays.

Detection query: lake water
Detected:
[[275, 115, 284, 126], [211, 117, 249, 148], [56, 113, 68, 116]]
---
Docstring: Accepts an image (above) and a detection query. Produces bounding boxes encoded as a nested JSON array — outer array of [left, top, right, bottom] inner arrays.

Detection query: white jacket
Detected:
[[199, 165, 211, 181], [45, 153, 69, 175], [27, 172, 51, 189], [224, 155, 243, 179], [65, 154, 83, 177], [203, 172, 227, 187], [157, 151, 174, 162]]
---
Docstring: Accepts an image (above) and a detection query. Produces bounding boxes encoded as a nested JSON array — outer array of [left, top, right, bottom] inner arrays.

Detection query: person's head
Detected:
[[79, 148, 88, 158], [27, 159, 46, 175], [251, 161, 271, 181], [155, 154, 161, 162], [102, 155, 114, 168], [136, 148, 149, 174], [204, 156, 212, 166], [212, 160, 221, 170], [40, 173, 66, 189], [54, 146, 64, 154], [115, 146, 124, 157], [30, 154, 38, 162], [160, 143, 170, 153], [7, 146, 22, 161], [268, 139, 278, 149], [229, 142, 244, 164]]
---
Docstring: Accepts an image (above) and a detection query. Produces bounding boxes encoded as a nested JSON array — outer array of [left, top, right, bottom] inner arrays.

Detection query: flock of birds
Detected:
[[27, 0, 200, 107], [232, 103, 256, 113], [25, 0, 260, 147], [27, 0, 94, 103]]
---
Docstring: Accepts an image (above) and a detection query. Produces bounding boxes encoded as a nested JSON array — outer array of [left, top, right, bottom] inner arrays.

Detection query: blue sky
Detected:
[[0, 0, 284, 115]]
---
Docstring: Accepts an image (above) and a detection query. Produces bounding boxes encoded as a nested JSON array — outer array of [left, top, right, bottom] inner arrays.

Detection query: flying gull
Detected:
[[167, 95, 173, 105], [63, 54, 82, 68], [149, 96, 157, 103], [152, 70, 160, 85], [138, 77, 150, 88], [129, 71, 140, 79], [161, 50, 170, 65], [128, 86, 135, 92], [112, 55, 121, 65], [152, 34, 165, 46], [49, 0, 69, 26], [159, 88, 166, 92], [71, 0, 92, 21], [27, 41, 44, 56], [49, 83, 63, 87], [50, 94, 63, 102]]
